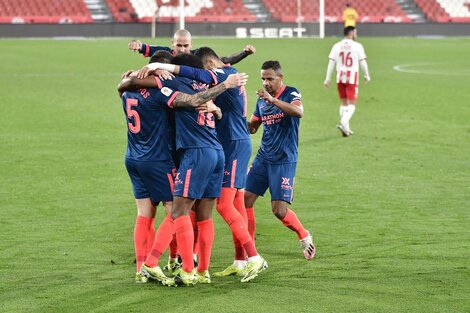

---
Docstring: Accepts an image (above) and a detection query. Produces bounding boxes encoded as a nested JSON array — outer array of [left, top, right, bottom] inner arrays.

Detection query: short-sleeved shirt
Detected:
[[328, 39, 367, 85], [252, 85, 302, 164], [178, 65, 250, 143], [121, 88, 175, 161], [152, 76, 222, 151]]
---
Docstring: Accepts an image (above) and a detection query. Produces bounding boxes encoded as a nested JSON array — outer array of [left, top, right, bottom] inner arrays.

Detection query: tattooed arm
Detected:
[[171, 73, 247, 108]]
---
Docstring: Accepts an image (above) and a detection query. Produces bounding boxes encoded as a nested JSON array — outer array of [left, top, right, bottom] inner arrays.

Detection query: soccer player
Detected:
[[128, 29, 256, 64], [120, 54, 251, 286], [324, 26, 371, 137], [245, 60, 316, 261], [140, 47, 268, 281]]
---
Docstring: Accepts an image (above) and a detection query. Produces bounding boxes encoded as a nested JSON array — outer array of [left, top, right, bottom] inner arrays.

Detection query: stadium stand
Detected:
[[0, 0, 93, 23], [106, 0, 255, 23], [0, 0, 470, 24], [415, 0, 470, 22], [262, 0, 411, 23]]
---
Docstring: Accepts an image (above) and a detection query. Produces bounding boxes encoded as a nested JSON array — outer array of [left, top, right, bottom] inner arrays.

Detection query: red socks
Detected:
[[217, 188, 258, 258], [134, 215, 152, 271], [246, 207, 256, 240], [169, 234, 178, 259], [233, 190, 249, 260], [196, 219, 214, 273], [144, 215, 174, 268], [281, 209, 309, 240], [190, 209, 198, 257], [174, 215, 194, 273], [146, 218, 155, 257]]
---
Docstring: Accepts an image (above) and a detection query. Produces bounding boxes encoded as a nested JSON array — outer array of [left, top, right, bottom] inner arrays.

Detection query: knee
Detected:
[[271, 206, 287, 220]]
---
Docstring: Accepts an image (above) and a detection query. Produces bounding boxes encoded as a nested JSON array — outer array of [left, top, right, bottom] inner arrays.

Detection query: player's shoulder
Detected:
[[284, 86, 302, 100], [212, 66, 236, 75]]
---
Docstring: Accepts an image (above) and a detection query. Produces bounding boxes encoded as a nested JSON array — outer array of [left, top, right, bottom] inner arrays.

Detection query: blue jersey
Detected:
[[153, 76, 222, 151], [121, 88, 175, 161], [179, 65, 250, 143], [252, 85, 302, 163]]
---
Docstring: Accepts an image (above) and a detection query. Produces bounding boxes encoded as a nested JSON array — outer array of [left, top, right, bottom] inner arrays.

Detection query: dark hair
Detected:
[[344, 26, 356, 36], [194, 47, 220, 65], [261, 60, 282, 72], [171, 53, 204, 69], [149, 50, 173, 64]]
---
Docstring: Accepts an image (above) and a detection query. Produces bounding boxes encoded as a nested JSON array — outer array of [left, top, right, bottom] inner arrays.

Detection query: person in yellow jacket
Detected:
[[342, 3, 359, 27]]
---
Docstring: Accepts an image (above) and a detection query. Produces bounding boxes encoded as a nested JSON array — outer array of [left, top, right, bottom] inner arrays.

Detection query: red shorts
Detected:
[[337, 83, 358, 101]]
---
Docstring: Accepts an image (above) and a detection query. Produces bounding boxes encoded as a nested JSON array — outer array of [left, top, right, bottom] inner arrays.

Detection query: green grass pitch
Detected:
[[0, 37, 469, 312]]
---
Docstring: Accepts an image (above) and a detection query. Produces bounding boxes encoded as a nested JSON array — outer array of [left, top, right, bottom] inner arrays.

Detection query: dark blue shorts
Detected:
[[125, 158, 175, 204], [173, 148, 225, 199], [222, 139, 252, 189], [245, 154, 297, 204]]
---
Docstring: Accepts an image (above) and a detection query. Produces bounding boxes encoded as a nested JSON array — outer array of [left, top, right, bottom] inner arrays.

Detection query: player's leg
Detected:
[[134, 198, 156, 281], [125, 158, 156, 281], [336, 83, 351, 136], [166, 148, 217, 286], [195, 198, 215, 283], [342, 84, 358, 134], [138, 161, 176, 283], [268, 162, 315, 260], [244, 155, 269, 241]]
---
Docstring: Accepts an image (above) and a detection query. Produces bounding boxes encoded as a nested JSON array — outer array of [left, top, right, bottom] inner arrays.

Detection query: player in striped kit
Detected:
[[324, 26, 371, 137]]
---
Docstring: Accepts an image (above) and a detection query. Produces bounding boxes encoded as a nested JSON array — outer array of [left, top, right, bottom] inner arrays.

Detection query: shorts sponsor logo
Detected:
[[174, 173, 183, 186], [281, 177, 293, 191]]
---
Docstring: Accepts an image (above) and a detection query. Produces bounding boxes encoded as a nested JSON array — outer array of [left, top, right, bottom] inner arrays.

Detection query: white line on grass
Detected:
[[393, 63, 470, 76]]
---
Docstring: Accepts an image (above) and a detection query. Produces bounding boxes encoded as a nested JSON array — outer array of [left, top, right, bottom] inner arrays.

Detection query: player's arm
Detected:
[[118, 75, 160, 92], [360, 59, 371, 83], [171, 73, 247, 108], [256, 89, 304, 118], [128, 39, 171, 57], [141, 62, 217, 84], [247, 115, 262, 134], [324, 58, 335, 88], [220, 45, 256, 65]]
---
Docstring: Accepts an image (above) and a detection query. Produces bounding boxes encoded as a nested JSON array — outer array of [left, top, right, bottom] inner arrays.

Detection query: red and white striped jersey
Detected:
[[328, 39, 367, 85]]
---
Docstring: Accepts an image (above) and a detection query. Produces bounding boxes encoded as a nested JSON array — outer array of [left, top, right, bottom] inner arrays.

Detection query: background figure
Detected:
[[324, 26, 371, 137], [342, 3, 359, 27]]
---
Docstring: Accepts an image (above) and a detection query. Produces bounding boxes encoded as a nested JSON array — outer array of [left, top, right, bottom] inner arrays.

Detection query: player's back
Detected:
[[121, 88, 174, 161], [329, 39, 366, 85], [210, 66, 250, 143], [162, 76, 222, 151], [256, 85, 301, 163]]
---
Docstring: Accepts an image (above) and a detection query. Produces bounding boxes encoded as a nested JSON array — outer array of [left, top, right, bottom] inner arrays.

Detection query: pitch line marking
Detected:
[[393, 63, 470, 76]]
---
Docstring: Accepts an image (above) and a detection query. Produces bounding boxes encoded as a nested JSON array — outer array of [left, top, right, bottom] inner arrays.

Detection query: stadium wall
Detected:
[[1, 22, 470, 38]]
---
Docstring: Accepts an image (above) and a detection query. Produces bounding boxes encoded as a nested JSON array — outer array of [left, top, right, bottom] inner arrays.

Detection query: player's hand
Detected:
[[136, 66, 154, 79], [323, 79, 331, 88], [256, 89, 274, 103], [128, 39, 142, 51], [244, 45, 256, 55], [121, 70, 133, 79], [196, 100, 218, 113], [155, 69, 174, 81], [224, 73, 248, 88], [364, 76, 371, 84]]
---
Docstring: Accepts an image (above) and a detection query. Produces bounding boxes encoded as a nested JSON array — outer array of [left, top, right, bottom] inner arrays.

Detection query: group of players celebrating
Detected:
[[119, 29, 316, 287]]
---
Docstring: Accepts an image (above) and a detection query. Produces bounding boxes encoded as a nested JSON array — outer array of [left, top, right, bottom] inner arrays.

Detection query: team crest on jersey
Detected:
[[161, 87, 173, 97]]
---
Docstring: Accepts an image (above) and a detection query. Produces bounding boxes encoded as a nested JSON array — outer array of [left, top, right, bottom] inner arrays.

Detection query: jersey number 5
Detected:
[[339, 52, 353, 67], [126, 98, 141, 134], [197, 112, 215, 128]]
